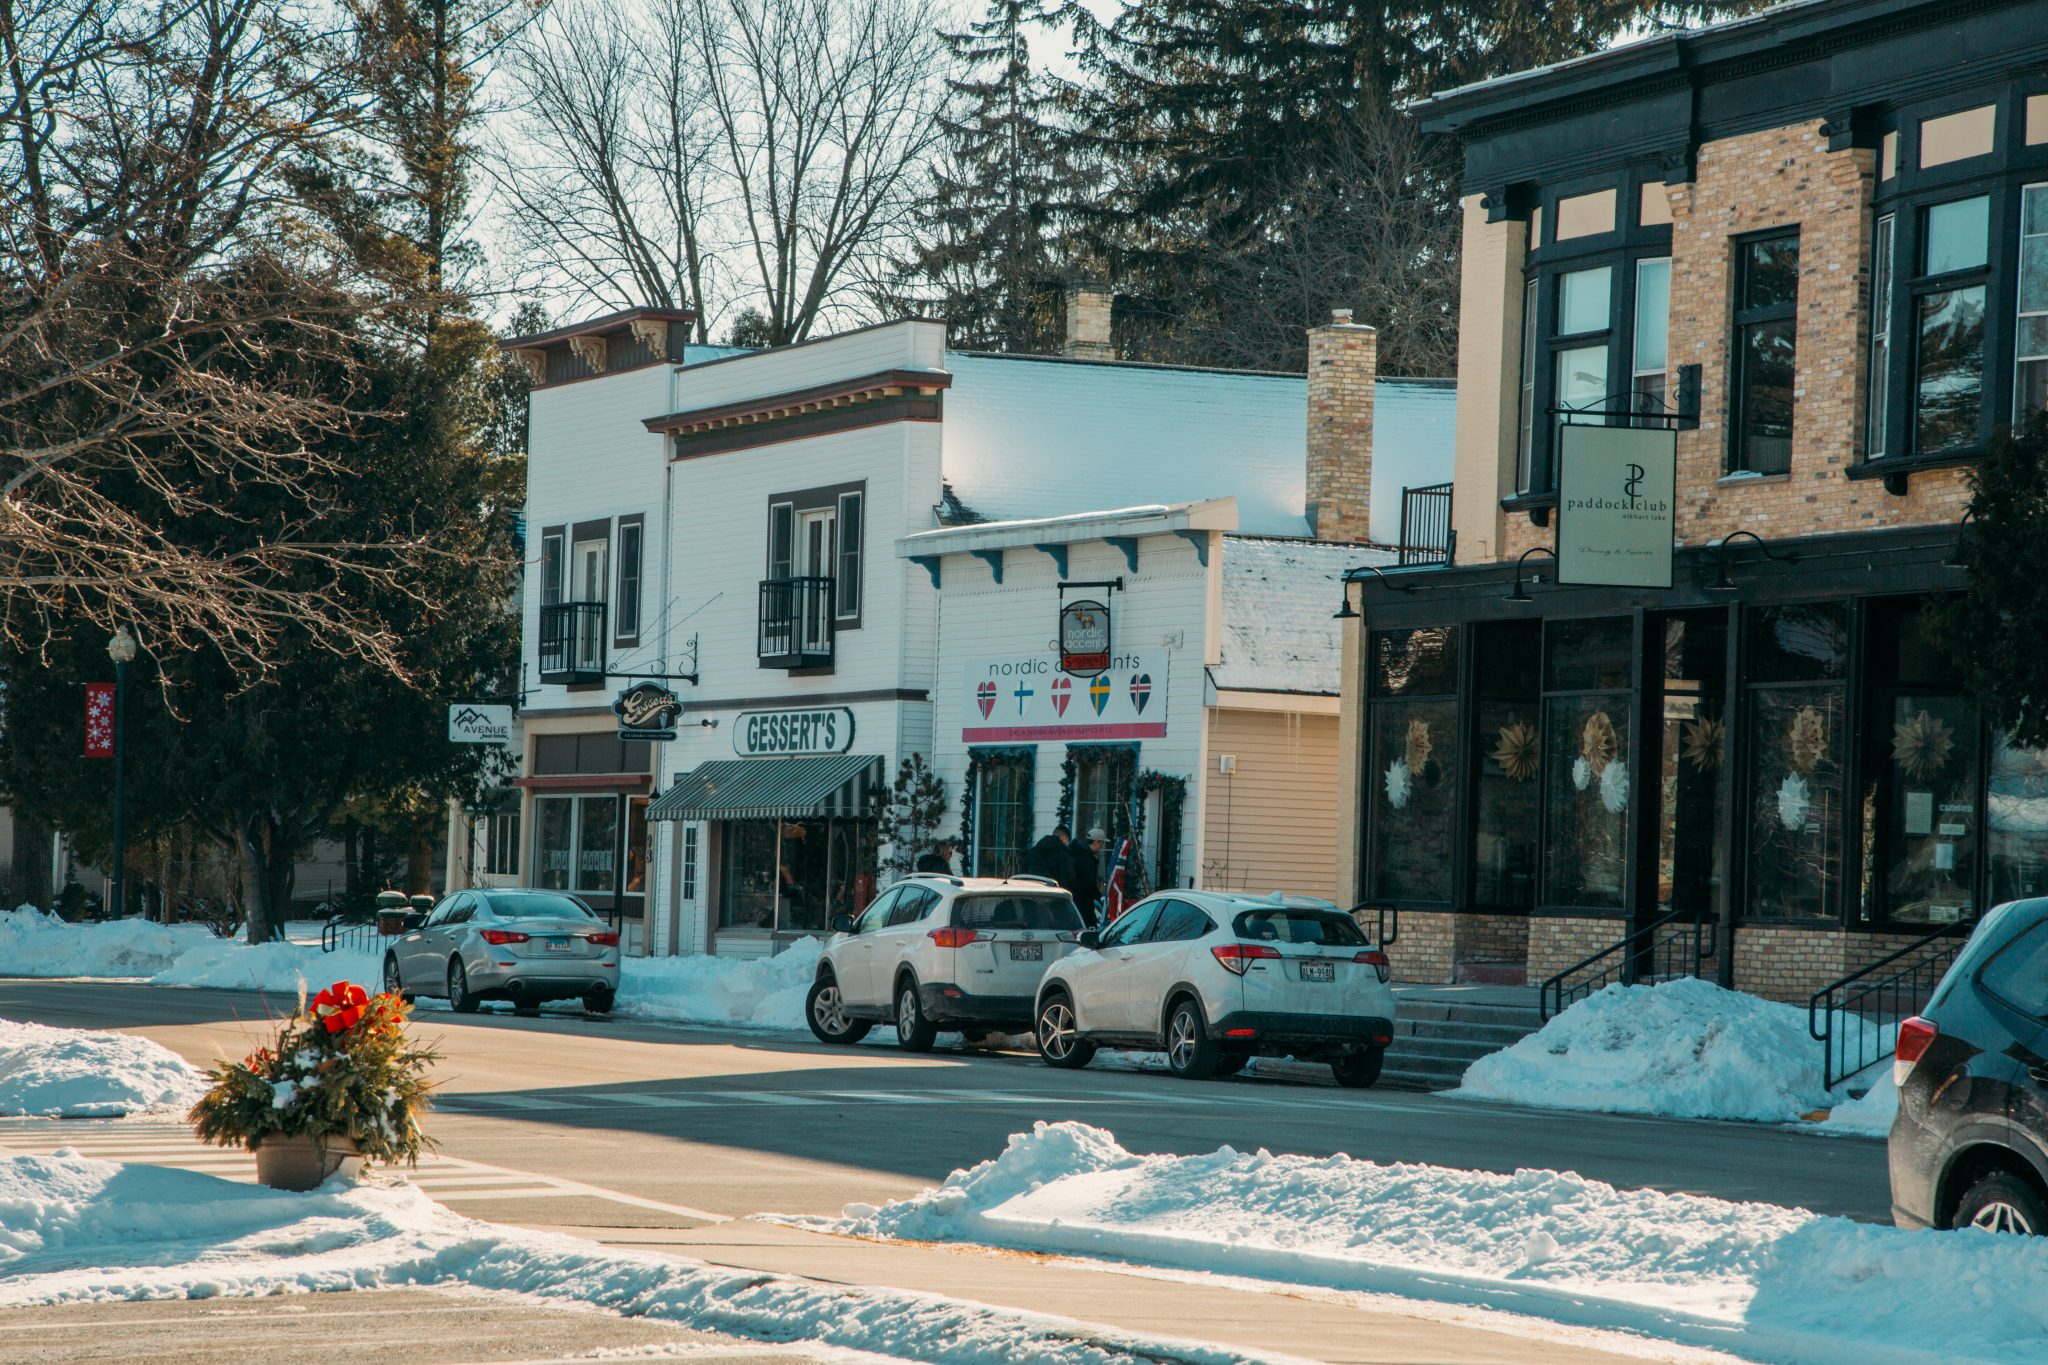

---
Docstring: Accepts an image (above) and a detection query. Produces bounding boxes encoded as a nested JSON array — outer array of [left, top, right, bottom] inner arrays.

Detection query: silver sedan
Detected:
[[384, 888, 620, 1015]]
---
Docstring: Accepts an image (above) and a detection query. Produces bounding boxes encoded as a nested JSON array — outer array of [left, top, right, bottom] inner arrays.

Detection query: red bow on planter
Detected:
[[313, 981, 369, 1033]]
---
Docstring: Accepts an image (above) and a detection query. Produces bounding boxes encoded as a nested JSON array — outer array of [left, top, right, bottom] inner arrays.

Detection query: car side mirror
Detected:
[[831, 913, 855, 934], [1076, 928, 1101, 950], [402, 912, 427, 932]]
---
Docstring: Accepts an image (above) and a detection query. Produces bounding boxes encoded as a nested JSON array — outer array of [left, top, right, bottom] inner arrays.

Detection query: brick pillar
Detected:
[[1063, 284, 1113, 360], [1307, 309, 1377, 543]]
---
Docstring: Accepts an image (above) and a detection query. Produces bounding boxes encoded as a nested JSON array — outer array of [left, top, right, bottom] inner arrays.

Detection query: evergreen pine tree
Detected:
[[876, 755, 949, 877], [903, 0, 1091, 353]]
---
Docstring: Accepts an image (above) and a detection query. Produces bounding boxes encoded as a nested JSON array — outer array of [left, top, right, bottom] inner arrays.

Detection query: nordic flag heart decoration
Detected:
[[976, 681, 997, 718], [1051, 676, 1071, 716], [1088, 675, 1112, 715], [1129, 674, 1153, 714]]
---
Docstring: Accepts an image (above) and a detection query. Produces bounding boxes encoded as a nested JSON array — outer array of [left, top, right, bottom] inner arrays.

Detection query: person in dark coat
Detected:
[[1024, 825, 1072, 884], [1068, 827, 1106, 924], [915, 840, 955, 875]]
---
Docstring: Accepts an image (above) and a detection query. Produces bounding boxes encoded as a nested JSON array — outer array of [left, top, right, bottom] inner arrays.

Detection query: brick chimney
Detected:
[[1063, 284, 1113, 360], [1306, 308, 1377, 542]]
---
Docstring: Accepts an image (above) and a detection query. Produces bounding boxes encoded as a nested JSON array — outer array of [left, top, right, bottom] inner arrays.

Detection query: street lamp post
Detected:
[[106, 626, 137, 919]]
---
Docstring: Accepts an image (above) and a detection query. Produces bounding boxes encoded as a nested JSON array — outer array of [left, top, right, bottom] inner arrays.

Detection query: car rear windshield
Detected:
[[1232, 909, 1367, 946], [486, 893, 598, 920], [952, 895, 1082, 931]]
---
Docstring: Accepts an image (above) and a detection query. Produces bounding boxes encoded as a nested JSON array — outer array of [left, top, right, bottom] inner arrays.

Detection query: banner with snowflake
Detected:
[[83, 682, 115, 758]]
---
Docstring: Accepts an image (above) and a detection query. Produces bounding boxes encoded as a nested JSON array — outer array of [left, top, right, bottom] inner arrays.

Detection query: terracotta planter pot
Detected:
[[252, 1132, 364, 1191]]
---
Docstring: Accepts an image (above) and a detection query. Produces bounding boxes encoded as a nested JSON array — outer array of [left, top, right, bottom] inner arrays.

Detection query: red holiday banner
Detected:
[[83, 683, 115, 759]]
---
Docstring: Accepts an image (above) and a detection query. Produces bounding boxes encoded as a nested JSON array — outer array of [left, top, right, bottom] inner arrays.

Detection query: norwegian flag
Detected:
[[84, 683, 115, 758], [1103, 837, 1134, 922]]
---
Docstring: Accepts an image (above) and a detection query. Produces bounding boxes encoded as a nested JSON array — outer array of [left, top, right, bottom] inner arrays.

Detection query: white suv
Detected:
[[806, 874, 1085, 1051], [1032, 893, 1396, 1085]]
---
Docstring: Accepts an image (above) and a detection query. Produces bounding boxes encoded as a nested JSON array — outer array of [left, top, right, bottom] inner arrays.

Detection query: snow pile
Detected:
[[828, 1121, 2048, 1365], [0, 908, 382, 997], [613, 937, 820, 1032], [1454, 977, 1893, 1127], [0, 1019, 205, 1118], [0, 1152, 1266, 1365]]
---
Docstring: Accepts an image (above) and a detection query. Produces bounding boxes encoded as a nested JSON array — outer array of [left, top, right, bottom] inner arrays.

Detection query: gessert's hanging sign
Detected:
[[734, 707, 856, 757], [1059, 599, 1111, 675], [614, 682, 684, 742], [963, 652, 1166, 742], [1557, 424, 1677, 589]]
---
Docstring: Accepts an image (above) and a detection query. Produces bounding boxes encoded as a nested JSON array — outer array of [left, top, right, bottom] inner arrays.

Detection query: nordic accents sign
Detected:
[[1557, 425, 1678, 589], [734, 707, 856, 756], [962, 652, 1167, 742]]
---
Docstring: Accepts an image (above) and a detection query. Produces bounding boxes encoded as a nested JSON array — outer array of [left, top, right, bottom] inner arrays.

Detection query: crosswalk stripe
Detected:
[[586, 1093, 706, 1108]]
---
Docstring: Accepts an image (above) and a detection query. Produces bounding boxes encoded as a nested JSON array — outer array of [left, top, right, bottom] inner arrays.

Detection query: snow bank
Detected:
[[614, 937, 820, 1032], [0, 908, 382, 997], [1454, 978, 1892, 1128], [0, 1019, 205, 1118], [0, 1152, 1268, 1365], [827, 1121, 2048, 1365]]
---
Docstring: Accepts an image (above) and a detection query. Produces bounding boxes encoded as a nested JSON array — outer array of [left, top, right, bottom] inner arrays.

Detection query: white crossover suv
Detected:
[[1032, 893, 1396, 1085], [806, 874, 1086, 1051]]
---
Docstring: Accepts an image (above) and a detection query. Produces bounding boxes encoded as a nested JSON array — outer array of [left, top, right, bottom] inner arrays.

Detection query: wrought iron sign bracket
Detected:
[[1058, 578, 1123, 595]]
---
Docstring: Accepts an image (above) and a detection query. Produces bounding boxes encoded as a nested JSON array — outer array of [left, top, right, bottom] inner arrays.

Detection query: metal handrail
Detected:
[[1539, 905, 1715, 1020], [1348, 903, 1398, 947], [321, 919, 383, 956], [1808, 920, 1969, 1089]]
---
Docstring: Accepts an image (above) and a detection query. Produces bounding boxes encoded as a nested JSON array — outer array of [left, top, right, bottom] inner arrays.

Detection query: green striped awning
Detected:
[[646, 754, 883, 822]]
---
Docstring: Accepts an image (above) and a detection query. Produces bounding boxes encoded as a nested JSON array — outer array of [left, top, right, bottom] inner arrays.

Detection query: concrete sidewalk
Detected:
[[549, 1215, 1668, 1365]]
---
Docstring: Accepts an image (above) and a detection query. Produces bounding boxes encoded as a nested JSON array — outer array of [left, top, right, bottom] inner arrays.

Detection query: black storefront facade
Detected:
[[1349, 524, 2048, 1001]]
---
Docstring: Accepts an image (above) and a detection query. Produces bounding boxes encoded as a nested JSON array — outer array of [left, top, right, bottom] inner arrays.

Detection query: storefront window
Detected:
[[577, 796, 618, 892], [1071, 744, 1137, 882], [1655, 613, 1728, 918], [720, 817, 877, 932], [1367, 628, 1458, 903], [535, 797, 573, 891], [624, 797, 649, 894], [1746, 602, 1850, 919], [1988, 733, 2048, 903], [972, 750, 1034, 877], [1474, 621, 1541, 908], [721, 821, 779, 928], [1860, 599, 1977, 925], [1542, 693, 1630, 908], [1543, 616, 1632, 691]]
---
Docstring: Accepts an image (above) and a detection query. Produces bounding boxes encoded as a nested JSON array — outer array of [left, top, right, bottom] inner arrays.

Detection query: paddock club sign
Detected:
[[1557, 424, 1677, 590], [960, 652, 1168, 743], [733, 706, 857, 757]]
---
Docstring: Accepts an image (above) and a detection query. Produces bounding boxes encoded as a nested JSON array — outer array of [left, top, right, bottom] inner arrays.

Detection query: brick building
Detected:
[[1335, 0, 2048, 1000]]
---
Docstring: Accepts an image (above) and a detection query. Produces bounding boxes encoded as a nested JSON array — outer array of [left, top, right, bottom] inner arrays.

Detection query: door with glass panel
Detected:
[[797, 509, 835, 654], [1639, 611, 1729, 944]]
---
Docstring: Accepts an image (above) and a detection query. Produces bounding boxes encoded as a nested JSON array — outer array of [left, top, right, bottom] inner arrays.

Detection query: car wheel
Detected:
[[1954, 1170, 2048, 1235], [894, 976, 939, 1052], [805, 975, 870, 1044], [1213, 1051, 1249, 1079], [1036, 991, 1095, 1068], [1332, 1048, 1384, 1089], [583, 990, 616, 1016], [1165, 998, 1218, 1079], [382, 953, 413, 1004], [447, 958, 479, 1014]]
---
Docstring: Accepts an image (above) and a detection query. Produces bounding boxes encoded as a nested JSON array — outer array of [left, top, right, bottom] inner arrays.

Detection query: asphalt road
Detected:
[[0, 976, 1893, 1223]]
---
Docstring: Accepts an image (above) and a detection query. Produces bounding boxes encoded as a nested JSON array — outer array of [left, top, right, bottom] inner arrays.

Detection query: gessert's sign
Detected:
[[614, 682, 683, 742], [1557, 424, 1677, 589], [734, 706, 856, 757], [962, 652, 1166, 742], [448, 703, 514, 745]]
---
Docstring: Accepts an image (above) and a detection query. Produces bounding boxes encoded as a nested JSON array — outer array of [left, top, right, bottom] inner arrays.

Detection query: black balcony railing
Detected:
[[1397, 482, 1455, 566], [759, 576, 835, 668], [539, 600, 607, 683]]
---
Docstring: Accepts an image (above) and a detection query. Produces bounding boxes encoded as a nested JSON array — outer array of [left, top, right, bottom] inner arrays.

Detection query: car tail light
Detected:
[[928, 927, 987, 948], [479, 929, 529, 945], [586, 932, 619, 947], [1212, 943, 1281, 975], [1895, 1015, 1938, 1087], [1354, 949, 1391, 983]]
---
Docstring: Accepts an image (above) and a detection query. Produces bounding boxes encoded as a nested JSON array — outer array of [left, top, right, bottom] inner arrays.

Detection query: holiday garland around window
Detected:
[[1056, 743, 1139, 832], [959, 746, 1035, 874]]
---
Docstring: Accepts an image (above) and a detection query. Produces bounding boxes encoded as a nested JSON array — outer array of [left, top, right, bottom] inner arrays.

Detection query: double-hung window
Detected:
[[834, 490, 863, 620], [1552, 265, 1613, 441], [1730, 232, 1800, 474], [1631, 258, 1672, 415], [1913, 195, 1991, 456], [614, 517, 643, 643], [2021, 184, 2048, 421], [1869, 215, 1896, 457]]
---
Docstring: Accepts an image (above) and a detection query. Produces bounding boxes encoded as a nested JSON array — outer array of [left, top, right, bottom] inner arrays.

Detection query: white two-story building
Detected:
[[499, 297, 1453, 957]]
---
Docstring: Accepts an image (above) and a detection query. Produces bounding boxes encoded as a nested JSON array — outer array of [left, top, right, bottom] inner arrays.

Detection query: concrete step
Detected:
[[1378, 995, 1547, 1092], [1394, 1019, 1535, 1047], [1387, 1036, 1507, 1064]]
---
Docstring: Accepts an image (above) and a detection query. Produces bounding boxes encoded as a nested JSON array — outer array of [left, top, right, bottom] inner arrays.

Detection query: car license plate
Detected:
[[1300, 960, 1335, 982], [546, 937, 570, 953], [1009, 943, 1043, 962]]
